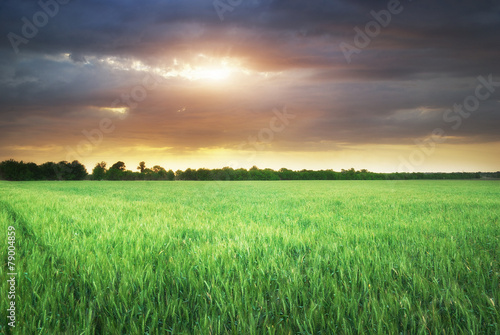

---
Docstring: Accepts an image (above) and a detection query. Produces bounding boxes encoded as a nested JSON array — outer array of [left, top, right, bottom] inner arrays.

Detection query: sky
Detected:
[[1, 0, 499, 173]]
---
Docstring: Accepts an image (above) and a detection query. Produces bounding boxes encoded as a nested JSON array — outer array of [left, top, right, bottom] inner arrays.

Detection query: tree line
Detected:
[[1, 159, 499, 181], [0, 159, 87, 181]]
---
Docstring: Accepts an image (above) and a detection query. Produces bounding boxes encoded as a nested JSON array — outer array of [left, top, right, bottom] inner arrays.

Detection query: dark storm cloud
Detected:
[[2, 1, 499, 54], [2, 0, 499, 71], [0, 0, 499, 159]]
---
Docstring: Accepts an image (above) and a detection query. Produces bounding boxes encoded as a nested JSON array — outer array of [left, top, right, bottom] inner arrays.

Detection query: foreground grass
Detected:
[[0, 180, 498, 334]]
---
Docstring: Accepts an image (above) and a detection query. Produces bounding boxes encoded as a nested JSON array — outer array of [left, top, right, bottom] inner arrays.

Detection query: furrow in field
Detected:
[[0, 199, 100, 334], [0, 200, 47, 253]]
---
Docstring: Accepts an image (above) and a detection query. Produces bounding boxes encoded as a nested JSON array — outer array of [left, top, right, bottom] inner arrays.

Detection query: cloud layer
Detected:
[[1, 0, 499, 171]]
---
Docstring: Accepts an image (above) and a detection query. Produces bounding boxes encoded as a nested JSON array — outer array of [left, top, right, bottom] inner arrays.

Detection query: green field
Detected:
[[0, 180, 498, 334]]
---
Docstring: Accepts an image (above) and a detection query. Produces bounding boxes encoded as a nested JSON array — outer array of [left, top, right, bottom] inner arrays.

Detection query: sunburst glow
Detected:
[[100, 107, 128, 114], [165, 63, 234, 81], [96, 54, 242, 82], [192, 67, 231, 81], [164, 55, 239, 82]]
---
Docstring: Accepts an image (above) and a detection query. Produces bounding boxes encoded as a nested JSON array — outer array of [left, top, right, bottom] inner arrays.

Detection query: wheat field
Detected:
[[0, 180, 498, 334]]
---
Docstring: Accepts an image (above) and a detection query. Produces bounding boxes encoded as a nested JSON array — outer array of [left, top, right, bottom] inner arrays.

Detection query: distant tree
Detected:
[[71, 161, 88, 180], [40, 162, 58, 180], [25, 162, 41, 180], [233, 168, 249, 181], [122, 170, 136, 181], [92, 162, 107, 180], [196, 168, 211, 181], [262, 168, 279, 180], [298, 169, 312, 180], [325, 169, 338, 180], [54, 161, 73, 180], [175, 169, 184, 180], [0, 159, 23, 180], [152, 165, 165, 173], [52, 161, 87, 180], [0, 160, 49, 180], [183, 168, 196, 180], [137, 161, 146, 173], [106, 161, 126, 180], [166, 169, 175, 181], [152, 165, 168, 179], [249, 166, 262, 180], [110, 161, 126, 171], [221, 167, 235, 180], [278, 168, 293, 180], [341, 168, 356, 180], [106, 168, 122, 181]]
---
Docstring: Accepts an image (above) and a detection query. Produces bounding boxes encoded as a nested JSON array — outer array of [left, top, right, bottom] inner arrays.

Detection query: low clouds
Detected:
[[0, 0, 499, 170]]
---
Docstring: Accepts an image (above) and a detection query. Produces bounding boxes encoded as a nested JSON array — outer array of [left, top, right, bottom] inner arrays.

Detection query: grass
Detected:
[[0, 180, 498, 334]]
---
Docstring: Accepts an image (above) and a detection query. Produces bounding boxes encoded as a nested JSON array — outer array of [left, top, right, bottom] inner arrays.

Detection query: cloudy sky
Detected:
[[1, 0, 499, 172]]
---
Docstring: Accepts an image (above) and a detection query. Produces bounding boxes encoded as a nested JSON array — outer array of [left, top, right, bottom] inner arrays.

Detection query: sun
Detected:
[[162, 62, 234, 82], [103, 54, 246, 83], [176, 61, 234, 82], [194, 66, 231, 81], [165, 54, 241, 82]]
